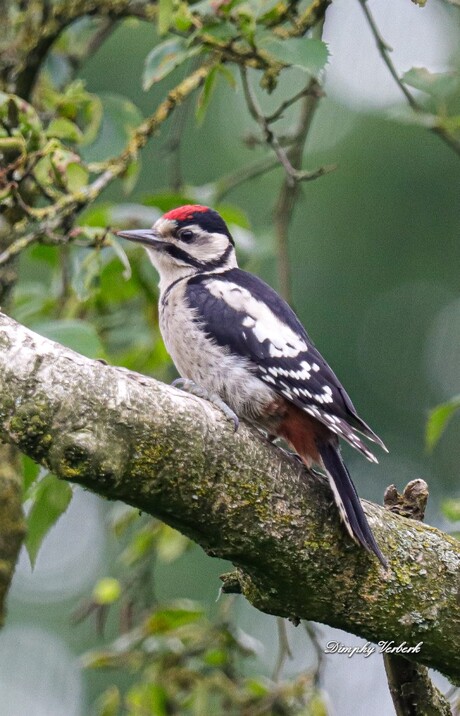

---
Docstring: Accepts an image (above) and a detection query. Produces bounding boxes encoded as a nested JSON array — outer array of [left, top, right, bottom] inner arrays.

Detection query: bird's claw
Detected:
[[172, 379, 239, 431]]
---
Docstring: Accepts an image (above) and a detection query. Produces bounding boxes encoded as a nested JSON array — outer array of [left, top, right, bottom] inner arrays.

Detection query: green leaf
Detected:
[[158, 0, 174, 35], [257, 0, 289, 24], [120, 524, 157, 566], [78, 202, 112, 227], [12, 281, 55, 324], [145, 603, 203, 634], [172, 2, 194, 32], [195, 65, 219, 125], [156, 524, 190, 563], [142, 192, 197, 212], [46, 117, 83, 142], [198, 21, 236, 42], [108, 236, 132, 280], [82, 94, 143, 163], [203, 648, 228, 667], [120, 158, 141, 194], [217, 203, 250, 229], [25, 474, 73, 567], [94, 686, 121, 716], [126, 684, 168, 715], [66, 162, 89, 192], [441, 498, 460, 522], [258, 36, 329, 75], [426, 395, 460, 451], [195, 66, 235, 125], [235, 7, 256, 43], [22, 455, 40, 495], [143, 39, 200, 90], [402, 67, 460, 101], [34, 319, 104, 358], [71, 247, 104, 302], [245, 677, 270, 698]]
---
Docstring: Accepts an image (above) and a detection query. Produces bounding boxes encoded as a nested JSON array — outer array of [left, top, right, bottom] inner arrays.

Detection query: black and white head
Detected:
[[117, 205, 237, 287]]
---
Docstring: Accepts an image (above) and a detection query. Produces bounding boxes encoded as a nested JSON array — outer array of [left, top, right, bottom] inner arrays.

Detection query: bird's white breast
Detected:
[[159, 280, 276, 421]]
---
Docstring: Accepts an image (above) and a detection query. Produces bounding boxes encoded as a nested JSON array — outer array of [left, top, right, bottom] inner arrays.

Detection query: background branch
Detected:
[[358, 0, 460, 158], [0, 312, 459, 684], [383, 480, 453, 715]]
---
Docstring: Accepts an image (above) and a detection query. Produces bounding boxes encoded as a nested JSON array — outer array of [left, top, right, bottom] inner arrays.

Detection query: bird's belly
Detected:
[[160, 300, 276, 423]]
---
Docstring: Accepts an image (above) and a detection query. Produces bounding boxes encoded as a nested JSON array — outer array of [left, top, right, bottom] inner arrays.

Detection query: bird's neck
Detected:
[[153, 249, 239, 296]]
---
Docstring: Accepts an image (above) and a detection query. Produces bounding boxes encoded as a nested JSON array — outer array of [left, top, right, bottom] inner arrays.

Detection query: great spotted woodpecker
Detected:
[[118, 205, 387, 567]]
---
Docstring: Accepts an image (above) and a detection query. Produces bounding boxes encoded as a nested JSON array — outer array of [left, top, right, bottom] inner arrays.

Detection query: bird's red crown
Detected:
[[163, 205, 210, 222]]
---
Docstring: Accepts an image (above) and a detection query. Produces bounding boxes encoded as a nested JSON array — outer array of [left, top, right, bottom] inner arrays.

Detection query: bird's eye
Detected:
[[179, 229, 195, 243]]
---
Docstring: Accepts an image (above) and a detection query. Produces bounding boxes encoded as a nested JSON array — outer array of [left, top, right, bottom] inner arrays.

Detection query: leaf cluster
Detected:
[[87, 601, 320, 716]]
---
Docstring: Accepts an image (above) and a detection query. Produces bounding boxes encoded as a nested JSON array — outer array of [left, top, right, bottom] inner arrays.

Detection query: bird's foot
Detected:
[[172, 378, 239, 431]]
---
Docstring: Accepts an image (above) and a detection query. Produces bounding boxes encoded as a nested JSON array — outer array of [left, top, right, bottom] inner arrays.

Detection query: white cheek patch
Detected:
[[189, 232, 229, 263], [207, 281, 308, 358]]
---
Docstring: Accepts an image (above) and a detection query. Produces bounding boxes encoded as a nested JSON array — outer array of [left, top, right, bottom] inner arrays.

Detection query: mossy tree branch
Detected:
[[0, 443, 26, 628], [0, 312, 459, 684], [0, 243, 25, 628]]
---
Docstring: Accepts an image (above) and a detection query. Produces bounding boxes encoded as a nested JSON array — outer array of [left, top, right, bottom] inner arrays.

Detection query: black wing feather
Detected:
[[185, 269, 385, 454]]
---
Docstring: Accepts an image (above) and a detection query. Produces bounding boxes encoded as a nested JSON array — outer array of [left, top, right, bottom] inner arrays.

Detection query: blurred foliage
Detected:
[[426, 395, 460, 452], [78, 506, 324, 716], [85, 601, 323, 716], [1, 0, 460, 713]]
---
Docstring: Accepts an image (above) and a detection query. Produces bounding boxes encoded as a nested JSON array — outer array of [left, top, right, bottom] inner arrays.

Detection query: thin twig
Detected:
[[274, 0, 332, 38], [303, 621, 325, 688], [0, 232, 41, 266], [241, 67, 298, 186], [358, 0, 417, 109], [238, 13, 330, 302], [214, 156, 282, 202], [358, 0, 460, 158], [274, 73, 325, 302], [240, 67, 331, 188], [266, 84, 324, 124], [272, 617, 294, 681]]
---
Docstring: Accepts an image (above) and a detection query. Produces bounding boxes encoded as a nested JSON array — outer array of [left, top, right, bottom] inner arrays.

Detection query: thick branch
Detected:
[[0, 312, 459, 683], [0, 243, 25, 628], [0, 444, 26, 627]]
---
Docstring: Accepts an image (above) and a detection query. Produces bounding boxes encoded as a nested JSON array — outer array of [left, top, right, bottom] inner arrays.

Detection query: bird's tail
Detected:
[[318, 441, 387, 568]]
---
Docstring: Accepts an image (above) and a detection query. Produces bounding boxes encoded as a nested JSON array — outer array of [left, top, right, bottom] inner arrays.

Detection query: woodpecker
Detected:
[[118, 205, 387, 567]]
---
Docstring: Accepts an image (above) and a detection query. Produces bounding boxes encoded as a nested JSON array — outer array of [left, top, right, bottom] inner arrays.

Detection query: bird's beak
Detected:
[[116, 229, 166, 249]]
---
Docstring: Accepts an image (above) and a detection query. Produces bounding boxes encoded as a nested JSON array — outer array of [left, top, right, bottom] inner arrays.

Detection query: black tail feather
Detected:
[[318, 441, 387, 568]]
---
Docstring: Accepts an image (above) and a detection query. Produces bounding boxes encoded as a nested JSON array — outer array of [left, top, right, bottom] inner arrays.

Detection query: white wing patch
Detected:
[[206, 280, 308, 358]]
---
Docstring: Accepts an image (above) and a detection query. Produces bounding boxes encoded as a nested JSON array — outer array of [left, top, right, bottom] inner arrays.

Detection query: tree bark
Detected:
[[383, 481, 453, 715], [0, 312, 459, 683], [0, 443, 26, 626]]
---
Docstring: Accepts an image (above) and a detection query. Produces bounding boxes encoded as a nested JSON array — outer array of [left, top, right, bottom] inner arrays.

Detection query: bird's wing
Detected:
[[185, 269, 385, 460]]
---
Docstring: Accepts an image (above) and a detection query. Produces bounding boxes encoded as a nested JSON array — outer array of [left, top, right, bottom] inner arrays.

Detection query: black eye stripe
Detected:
[[165, 243, 233, 270]]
